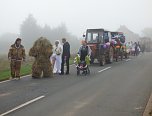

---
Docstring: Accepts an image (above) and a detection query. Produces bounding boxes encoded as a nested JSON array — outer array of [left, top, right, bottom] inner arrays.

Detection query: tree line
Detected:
[[0, 14, 81, 54], [20, 14, 81, 53], [0, 15, 152, 54]]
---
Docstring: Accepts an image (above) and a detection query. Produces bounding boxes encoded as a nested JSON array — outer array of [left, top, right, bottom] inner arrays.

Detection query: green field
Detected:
[[0, 56, 74, 81]]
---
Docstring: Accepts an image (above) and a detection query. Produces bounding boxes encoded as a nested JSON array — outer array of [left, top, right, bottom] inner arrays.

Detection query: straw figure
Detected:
[[29, 37, 53, 78]]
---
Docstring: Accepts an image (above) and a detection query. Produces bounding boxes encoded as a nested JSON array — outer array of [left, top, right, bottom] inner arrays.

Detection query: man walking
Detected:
[[60, 38, 70, 75], [8, 38, 26, 79]]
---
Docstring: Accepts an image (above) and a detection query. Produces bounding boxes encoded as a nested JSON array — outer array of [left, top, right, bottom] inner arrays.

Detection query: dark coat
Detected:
[[62, 42, 70, 58]]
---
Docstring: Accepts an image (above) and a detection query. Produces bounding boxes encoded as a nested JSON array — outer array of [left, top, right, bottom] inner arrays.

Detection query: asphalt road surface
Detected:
[[0, 53, 152, 116]]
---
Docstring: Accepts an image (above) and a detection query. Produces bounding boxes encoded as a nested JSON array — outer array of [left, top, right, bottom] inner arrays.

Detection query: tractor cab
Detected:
[[85, 29, 105, 59], [85, 29, 104, 44], [103, 30, 112, 43]]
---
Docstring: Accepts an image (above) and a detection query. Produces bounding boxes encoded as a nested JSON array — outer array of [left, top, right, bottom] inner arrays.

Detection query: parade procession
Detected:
[[2, 27, 151, 116], [1, 0, 152, 115], [7, 28, 144, 79]]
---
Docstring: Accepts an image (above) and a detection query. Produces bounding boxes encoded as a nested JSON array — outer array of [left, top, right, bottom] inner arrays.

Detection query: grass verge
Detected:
[[0, 58, 74, 82], [0, 64, 32, 81]]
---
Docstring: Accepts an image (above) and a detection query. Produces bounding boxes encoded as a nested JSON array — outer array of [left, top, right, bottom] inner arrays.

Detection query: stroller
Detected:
[[74, 54, 90, 76]]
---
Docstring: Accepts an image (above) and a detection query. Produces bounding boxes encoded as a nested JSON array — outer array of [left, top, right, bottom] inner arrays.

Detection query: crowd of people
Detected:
[[8, 37, 92, 80], [125, 41, 144, 56], [7, 36, 145, 80], [8, 37, 72, 79]]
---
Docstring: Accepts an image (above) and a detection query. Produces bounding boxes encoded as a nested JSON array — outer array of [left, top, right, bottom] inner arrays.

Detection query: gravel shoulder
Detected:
[[143, 93, 152, 116]]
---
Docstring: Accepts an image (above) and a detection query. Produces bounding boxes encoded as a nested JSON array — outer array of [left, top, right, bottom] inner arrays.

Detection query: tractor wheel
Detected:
[[84, 71, 87, 76], [108, 47, 114, 63], [120, 52, 123, 61], [115, 49, 119, 62], [87, 67, 90, 75], [90, 57, 94, 64], [125, 52, 128, 59], [100, 56, 105, 66], [77, 69, 80, 76], [115, 52, 118, 62], [90, 53, 94, 64]]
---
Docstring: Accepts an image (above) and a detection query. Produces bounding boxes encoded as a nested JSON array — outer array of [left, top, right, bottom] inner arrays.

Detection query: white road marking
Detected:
[[0, 95, 45, 116], [98, 67, 112, 73], [0, 92, 11, 97], [20, 74, 31, 79], [0, 75, 31, 84], [125, 59, 131, 62], [134, 106, 143, 110], [0, 80, 10, 84]]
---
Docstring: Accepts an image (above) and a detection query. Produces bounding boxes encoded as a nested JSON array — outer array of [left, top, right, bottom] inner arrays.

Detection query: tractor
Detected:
[[84, 28, 114, 66]]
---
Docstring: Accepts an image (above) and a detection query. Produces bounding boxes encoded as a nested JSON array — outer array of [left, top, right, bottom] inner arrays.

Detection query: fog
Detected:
[[0, 0, 152, 54]]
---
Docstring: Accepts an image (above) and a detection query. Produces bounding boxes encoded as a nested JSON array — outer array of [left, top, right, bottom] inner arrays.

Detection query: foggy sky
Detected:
[[0, 0, 151, 38]]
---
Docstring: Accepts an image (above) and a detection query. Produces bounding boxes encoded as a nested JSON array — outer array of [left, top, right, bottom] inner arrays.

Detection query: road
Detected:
[[0, 53, 152, 116]]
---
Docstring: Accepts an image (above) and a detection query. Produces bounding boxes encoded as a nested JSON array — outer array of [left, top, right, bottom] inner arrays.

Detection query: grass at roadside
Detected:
[[0, 56, 74, 81], [0, 63, 32, 81]]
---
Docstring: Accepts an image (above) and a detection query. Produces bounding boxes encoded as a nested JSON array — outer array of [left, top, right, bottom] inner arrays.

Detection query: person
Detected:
[[141, 43, 145, 53], [134, 42, 138, 56], [78, 40, 91, 62], [125, 42, 130, 56], [76, 40, 91, 74], [52, 40, 62, 74], [128, 42, 132, 55], [131, 42, 135, 56], [29, 37, 53, 78], [137, 41, 141, 55], [60, 38, 70, 75], [8, 38, 26, 79], [125, 42, 130, 53]]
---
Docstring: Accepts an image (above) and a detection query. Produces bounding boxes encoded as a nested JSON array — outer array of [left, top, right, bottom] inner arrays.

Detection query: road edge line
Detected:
[[0, 95, 45, 116], [0, 80, 10, 84], [0, 75, 31, 84]]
